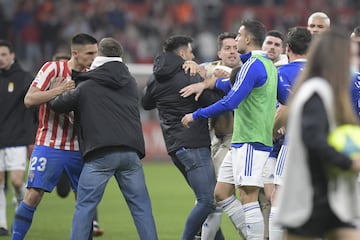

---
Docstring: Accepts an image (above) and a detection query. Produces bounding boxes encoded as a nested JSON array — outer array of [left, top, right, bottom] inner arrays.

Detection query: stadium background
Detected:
[[1, 0, 359, 161]]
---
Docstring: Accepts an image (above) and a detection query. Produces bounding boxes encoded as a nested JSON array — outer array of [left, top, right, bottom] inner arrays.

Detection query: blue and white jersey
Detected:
[[215, 77, 231, 94], [192, 52, 268, 120], [351, 72, 360, 120], [277, 59, 306, 105]]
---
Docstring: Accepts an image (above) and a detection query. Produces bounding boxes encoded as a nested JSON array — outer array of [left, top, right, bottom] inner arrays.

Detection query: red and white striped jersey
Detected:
[[32, 60, 79, 151]]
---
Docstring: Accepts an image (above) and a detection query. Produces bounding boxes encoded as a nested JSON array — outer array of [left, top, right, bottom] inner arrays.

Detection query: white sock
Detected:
[[218, 195, 247, 238], [269, 207, 283, 240], [243, 202, 264, 240], [0, 185, 7, 229], [201, 206, 222, 240]]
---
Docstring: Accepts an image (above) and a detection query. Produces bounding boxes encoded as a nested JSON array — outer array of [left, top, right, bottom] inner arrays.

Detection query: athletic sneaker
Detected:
[[93, 221, 104, 237], [0, 227, 9, 236]]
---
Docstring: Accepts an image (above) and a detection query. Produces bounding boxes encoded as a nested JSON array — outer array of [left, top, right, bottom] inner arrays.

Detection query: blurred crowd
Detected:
[[0, 0, 359, 73]]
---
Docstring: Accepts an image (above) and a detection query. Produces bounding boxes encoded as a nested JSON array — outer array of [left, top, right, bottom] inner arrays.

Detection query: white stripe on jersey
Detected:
[[33, 61, 79, 151], [232, 57, 256, 92]]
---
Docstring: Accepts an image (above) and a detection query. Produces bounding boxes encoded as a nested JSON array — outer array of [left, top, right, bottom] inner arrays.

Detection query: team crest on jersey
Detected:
[[34, 71, 43, 84], [8, 82, 14, 92], [28, 171, 34, 182]]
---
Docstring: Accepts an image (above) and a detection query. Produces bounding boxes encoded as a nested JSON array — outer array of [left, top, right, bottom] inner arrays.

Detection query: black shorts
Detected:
[[285, 198, 355, 238]]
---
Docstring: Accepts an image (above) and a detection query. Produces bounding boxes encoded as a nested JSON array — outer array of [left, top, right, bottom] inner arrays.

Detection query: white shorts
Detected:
[[262, 157, 277, 184], [274, 144, 288, 186], [0, 146, 27, 171], [218, 144, 269, 187]]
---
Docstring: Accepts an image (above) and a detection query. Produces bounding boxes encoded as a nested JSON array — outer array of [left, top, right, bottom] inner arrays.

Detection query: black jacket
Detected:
[[50, 61, 145, 160], [142, 52, 219, 154], [0, 61, 37, 147]]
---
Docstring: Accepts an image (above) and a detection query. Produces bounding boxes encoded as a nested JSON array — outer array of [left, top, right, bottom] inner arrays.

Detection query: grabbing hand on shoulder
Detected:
[[179, 82, 206, 101]]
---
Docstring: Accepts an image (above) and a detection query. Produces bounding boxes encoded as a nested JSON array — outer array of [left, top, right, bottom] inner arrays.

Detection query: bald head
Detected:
[[98, 38, 123, 57]]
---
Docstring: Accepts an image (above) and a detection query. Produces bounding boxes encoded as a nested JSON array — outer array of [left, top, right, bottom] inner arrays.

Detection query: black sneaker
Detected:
[[0, 227, 9, 236]]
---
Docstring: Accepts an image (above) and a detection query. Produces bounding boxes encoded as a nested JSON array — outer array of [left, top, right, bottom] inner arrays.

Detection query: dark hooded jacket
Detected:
[[0, 61, 37, 147], [142, 52, 219, 154], [49, 61, 145, 160]]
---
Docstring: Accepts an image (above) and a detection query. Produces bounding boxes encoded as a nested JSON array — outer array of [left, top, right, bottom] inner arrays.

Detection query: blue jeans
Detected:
[[70, 150, 158, 240], [170, 147, 217, 240]]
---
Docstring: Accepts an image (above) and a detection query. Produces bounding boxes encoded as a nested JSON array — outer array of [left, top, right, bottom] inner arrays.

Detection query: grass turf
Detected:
[[5, 162, 240, 239]]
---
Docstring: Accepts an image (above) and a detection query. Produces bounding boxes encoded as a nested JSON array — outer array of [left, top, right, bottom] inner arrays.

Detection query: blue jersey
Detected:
[[277, 59, 306, 104], [351, 72, 360, 120], [215, 78, 231, 93], [193, 54, 268, 120]]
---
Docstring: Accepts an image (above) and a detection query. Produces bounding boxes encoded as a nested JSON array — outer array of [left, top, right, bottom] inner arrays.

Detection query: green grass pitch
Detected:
[[5, 162, 241, 239]]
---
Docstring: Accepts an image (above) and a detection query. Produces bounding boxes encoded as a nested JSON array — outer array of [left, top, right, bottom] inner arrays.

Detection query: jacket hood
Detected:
[[153, 52, 184, 82], [74, 61, 133, 89]]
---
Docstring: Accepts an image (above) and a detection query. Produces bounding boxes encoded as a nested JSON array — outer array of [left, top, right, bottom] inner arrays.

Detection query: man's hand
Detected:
[[50, 77, 75, 94], [179, 82, 206, 101], [181, 113, 194, 128], [183, 61, 199, 76], [214, 69, 231, 78]]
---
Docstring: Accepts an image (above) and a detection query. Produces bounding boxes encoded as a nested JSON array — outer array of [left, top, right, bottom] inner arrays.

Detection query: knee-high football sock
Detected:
[[0, 185, 7, 229], [12, 201, 36, 240], [269, 207, 283, 240], [201, 206, 222, 240], [218, 195, 247, 238], [243, 202, 264, 240]]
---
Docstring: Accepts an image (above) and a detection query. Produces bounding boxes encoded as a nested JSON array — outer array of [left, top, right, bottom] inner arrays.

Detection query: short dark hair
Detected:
[[287, 26, 312, 55], [163, 35, 193, 53], [266, 30, 285, 42], [353, 26, 360, 37], [217, 32, 237, 51], [0, 40, 14, 53], [241, 19, 266, 47], [71, 33, 97, 47], [98, 37, 123, 57]]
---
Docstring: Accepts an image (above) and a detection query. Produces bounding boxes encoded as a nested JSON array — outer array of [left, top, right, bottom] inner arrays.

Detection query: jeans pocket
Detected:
[[175, 148, 196, 171]]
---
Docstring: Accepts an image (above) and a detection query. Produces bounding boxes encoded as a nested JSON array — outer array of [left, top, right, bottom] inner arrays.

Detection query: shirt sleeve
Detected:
[[193, 57, 267, 120], [215, 78, 232, 94], [32, 61, 57, 91]]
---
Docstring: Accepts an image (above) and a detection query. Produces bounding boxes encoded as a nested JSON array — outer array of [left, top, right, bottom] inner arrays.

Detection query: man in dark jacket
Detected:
[[142, 35, 223, 240], [50, 37, 158, 240], [0, 40, 37, 236]]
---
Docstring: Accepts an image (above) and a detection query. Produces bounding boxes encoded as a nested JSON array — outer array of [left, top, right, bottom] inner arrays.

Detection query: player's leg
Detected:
[[201, 136, 231, 240], [0, 149, 9, 235], [237, 144, 269, 239], [269, 144, 288, 240], [214, 149, 246, 238], [92, 209, 104, 237], [12, 146, 64, 240], [261, 156, 277, 240], [56, 171, 71, 198], [7, 147, 27, 209]]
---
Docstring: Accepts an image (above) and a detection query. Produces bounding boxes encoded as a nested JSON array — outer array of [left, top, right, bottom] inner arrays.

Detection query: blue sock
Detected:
[[12, 201, 36, 240]]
